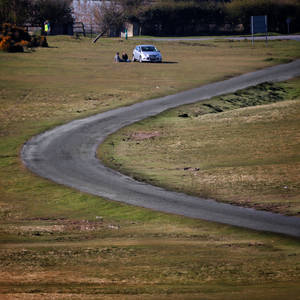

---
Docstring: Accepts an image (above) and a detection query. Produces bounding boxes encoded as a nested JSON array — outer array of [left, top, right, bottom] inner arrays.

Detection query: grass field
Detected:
[[1, 36, 300, 299], [99, 79, 300, 216]]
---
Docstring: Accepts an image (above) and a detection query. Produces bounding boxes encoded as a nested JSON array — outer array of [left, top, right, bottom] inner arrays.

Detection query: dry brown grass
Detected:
[[99, 82, 300, 215], [1, 37, 300, 299]]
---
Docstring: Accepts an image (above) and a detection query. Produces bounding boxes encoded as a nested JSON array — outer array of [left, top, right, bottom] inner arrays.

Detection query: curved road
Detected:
[[22, 60, 300, 237]]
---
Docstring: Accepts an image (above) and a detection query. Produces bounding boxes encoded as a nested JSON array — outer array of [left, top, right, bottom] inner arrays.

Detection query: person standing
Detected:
[[44, 20, 50, 35]]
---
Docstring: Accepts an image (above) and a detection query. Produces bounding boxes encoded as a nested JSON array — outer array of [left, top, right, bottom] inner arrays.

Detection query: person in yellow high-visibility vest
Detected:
[[44, 20, 50, 35]]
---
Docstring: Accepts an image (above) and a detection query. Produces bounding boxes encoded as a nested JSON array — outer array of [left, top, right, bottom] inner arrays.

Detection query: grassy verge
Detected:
[[99, 79, 300, 216], [1, 36, 300, 299], [1, 217, 300, 299]]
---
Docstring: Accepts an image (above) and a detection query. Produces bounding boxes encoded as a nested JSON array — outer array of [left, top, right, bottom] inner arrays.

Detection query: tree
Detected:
[[119, 0, 146, 16], [92, 0, 125, 36], [226, 0, 300, 33], [29, 0, 73, 26], [0, 0, 31, 25], [0, 0, 73, 28], [73, 0, 94, 26]]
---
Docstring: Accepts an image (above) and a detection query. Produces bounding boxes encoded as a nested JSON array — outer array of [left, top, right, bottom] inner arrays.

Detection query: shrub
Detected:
[[0, 36, 12, 51], [0, 23, 48, 52], [30, 35, 49, 48]]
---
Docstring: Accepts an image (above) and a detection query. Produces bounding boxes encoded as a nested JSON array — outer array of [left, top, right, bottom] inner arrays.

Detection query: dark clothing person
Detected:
[[122, 53, 128, 62]]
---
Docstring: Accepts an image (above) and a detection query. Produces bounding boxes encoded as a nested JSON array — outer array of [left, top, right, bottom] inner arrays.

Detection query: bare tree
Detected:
[[73, 0, 94, 26], [93, 0, 125, 36]]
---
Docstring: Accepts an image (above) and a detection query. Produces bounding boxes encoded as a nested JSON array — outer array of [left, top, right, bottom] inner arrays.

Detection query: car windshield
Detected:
[[141, 46, 157, 52]]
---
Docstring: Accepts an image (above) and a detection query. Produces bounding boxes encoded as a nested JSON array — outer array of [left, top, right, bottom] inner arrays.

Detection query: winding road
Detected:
[[22, 58, 300, 238]]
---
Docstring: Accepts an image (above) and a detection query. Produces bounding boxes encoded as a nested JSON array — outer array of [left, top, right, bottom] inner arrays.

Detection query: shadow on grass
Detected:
[[138, 61, 178, 64]]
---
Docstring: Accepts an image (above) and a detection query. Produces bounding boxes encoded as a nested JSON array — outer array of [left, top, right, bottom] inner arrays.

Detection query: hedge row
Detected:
[[135, 0, 300, 36], [139, 2, 228, 36], [226, 0, 300, 33]]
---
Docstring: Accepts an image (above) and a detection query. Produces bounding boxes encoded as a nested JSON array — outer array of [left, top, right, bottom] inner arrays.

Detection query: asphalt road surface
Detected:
[[22, 59, 300, 238]]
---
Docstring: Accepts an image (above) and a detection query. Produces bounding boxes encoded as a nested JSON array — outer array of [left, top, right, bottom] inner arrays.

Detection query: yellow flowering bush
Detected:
[[0, 36, 12, 51]]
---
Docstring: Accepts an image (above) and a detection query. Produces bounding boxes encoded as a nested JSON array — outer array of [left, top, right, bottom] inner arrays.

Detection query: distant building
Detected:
[[120, 22, 140, 38]]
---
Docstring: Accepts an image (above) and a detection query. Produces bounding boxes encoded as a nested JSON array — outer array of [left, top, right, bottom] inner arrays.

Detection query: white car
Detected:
[[132, 45, 162, 63]]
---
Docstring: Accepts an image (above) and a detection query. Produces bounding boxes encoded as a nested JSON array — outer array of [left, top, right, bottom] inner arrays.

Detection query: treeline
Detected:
[[135, 0, 300, 35], [226, 0, 300, 33], [138, 1, 228, 36], [0, 0, 73, 27], [1, 0, 300, 36]]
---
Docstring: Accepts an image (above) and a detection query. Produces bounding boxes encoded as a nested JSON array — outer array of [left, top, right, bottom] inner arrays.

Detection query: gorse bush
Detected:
[[0, 23, 48, 52], [0, 23, 30, 52]]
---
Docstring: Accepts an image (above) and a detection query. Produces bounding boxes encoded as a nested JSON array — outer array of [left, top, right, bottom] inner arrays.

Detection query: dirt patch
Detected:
[[4, 219, 114, 235], [129, 131, 160, 141]]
